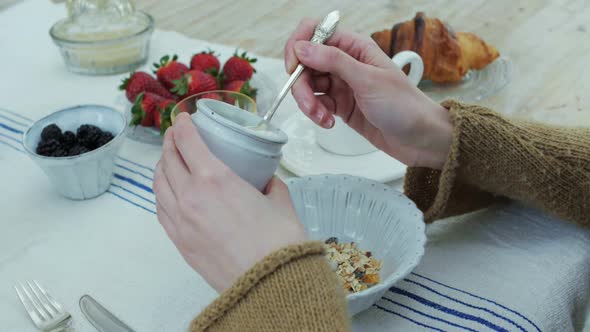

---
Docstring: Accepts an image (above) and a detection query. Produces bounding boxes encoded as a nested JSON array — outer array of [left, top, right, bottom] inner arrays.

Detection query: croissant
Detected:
[[371, 12, 500, 83]]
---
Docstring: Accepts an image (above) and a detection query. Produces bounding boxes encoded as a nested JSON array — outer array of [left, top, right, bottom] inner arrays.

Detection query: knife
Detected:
[[79, 295, 135, 332]]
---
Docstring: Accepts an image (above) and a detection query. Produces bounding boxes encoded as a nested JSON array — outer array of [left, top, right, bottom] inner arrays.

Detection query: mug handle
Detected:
[[392, 51, 424, 86]]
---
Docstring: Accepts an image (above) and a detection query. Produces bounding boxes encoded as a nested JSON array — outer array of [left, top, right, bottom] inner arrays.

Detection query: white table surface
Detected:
[[1, 1, 589, 331]]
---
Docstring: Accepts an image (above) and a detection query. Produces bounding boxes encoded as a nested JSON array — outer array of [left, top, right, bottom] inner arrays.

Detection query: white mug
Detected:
[[315, 51, 424, 156]]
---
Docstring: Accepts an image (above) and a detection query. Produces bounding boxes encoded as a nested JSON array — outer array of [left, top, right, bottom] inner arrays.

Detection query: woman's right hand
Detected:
[[284, 19, 453, 169]]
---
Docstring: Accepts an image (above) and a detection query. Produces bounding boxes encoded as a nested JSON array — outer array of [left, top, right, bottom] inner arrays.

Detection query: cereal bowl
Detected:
[[286, 174, 426, 316], [22, 105, 127, 200]]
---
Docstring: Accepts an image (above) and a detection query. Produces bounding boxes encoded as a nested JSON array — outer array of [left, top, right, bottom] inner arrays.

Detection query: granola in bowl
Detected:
[[324, 237, 383, 294]]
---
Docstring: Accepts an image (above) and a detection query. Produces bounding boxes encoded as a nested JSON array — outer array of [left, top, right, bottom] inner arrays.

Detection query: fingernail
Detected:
[[313, 111, 324, 124], [285, 54, 293, 73], [325, 116, 335, 128], [295, 41, 311, 58]]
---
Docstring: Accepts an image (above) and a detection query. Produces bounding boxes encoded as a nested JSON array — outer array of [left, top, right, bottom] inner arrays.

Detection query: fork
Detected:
[[14, 280, 72, 331]]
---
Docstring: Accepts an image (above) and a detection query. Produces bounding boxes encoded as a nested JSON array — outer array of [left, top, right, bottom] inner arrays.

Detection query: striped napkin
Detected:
[[1, 1, 589, 331]]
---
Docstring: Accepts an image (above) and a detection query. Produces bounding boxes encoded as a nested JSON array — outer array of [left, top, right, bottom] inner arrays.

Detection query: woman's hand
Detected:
[[285, 19, 453, 169], [153, 113, 307, 293]]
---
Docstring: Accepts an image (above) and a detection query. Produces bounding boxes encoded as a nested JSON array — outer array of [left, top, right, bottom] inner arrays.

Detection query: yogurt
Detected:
[[200, 99, 287, 144]]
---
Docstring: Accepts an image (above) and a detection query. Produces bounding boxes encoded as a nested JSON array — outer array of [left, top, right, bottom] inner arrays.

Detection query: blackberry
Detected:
[[53, 147, 69, 157], [41, 124, 63, 141], [61, 131, 77, 148], [68, 144, 90, 156], [325, 237, 338, 245], [77, 124, 103, 149], [96, 131, 114, 148], [36, 139, 61, 156]]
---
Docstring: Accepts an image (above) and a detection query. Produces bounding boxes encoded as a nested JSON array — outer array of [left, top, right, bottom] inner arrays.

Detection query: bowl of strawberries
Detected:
[[118, 49, 276, 145]]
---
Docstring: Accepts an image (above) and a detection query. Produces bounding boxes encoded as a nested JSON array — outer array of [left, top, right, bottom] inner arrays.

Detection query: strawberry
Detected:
[[190, 49, 220, 74], [224, 80, 257, 103], [171, 70, 218, 98], [200, 92, 223, 101], [222, 51, 257, 83], [119, 71, 175, 102], [153, 55, 189, 90], [130, 92, 168, 127], [155, 99, 176, 135]]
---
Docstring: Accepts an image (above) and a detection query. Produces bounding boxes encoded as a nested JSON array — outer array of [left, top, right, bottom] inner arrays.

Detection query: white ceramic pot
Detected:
[[193, 99, 288, 191], [315, 50, 425, 156], [22, 105, 127, 200]]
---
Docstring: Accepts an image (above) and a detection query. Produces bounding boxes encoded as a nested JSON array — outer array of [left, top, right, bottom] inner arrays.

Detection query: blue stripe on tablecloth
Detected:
[[115, 163, 153, 182], [0, 131, 23, 144], [113, 173, 153, 194], [0, 114, 28, 127], [380, 296, 479, 332], [0, 108, 34, 122], [0, 138, 24, 153], [0, 122, 23, 135], [390, 287, 509, 332], [106, 190, 156, 214], [117, 156, 155, 173], [411, 273, 541, 332], [110, 183, 156, 206], [0, 122, 24, 152], [374, 304, 447, 332], [404, 278, 528, 332]]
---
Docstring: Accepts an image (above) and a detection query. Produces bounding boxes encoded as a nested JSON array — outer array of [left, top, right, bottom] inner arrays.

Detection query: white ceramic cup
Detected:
[[193, 99, 288, 191], [315, 50, 424, 156]]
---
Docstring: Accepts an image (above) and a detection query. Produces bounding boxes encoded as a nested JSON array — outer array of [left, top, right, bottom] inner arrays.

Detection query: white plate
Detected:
[[286, 174, 426, 315], [280, 113, 406, 182], [419, 57, 513, 103], [118, 71, 277, 145]]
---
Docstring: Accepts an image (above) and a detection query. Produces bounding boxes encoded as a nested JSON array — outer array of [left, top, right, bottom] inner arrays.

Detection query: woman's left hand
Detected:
[[153, 113, 307, 293]]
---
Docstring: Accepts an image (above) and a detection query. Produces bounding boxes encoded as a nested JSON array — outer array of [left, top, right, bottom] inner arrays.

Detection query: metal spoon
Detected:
[[260, 10, 341, 125]]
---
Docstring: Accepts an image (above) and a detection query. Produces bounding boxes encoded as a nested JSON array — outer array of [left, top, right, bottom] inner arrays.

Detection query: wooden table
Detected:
[[4, 0, 588, 126]]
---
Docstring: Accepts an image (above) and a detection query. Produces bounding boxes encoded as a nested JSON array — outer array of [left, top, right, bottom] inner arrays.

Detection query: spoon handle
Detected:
[[263, 64, 305, 122], [263, 10, 340, 123]]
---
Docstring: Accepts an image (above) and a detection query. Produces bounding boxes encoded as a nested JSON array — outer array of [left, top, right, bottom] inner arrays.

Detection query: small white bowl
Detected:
[[49, 11, 154, 75], [286, 174, 426, 316], [22, 105, 127, 200]]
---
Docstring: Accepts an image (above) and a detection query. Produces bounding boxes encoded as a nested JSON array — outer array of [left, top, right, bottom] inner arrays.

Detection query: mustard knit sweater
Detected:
[[190, 101, 590, 331]]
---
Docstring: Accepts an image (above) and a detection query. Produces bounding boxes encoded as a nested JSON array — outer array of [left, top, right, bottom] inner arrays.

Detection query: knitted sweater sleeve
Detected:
[[404, 100, 590, 225], [190, 242, 349, 332]]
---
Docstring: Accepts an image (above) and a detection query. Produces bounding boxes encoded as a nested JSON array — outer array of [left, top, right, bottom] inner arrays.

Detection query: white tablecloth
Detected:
[[1, 1, 589, 331]]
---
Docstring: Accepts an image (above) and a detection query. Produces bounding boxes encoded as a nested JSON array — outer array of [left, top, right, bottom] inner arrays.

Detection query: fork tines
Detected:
[[14, 280, 70, 329]]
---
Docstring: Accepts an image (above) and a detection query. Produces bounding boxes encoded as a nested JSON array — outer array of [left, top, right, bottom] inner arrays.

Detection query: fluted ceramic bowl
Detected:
[[286, 174, 426, 316], [23, 105, 127, 200]]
